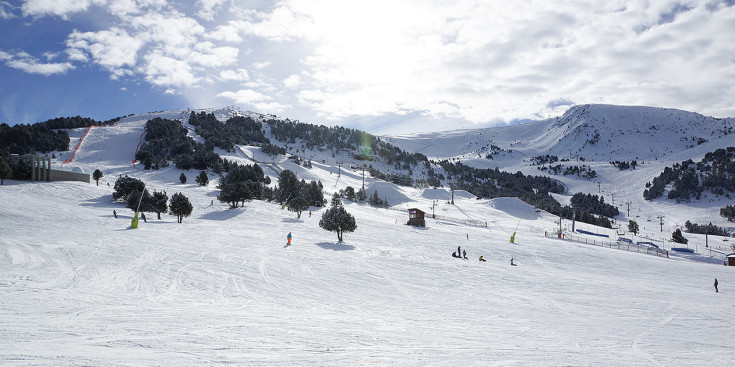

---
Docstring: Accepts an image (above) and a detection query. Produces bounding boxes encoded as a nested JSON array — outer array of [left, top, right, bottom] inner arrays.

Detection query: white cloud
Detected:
[[8, 0, 735, 129], [188, 42, 238, 68], [0, 49, 74, 75], [236, 5, 314, 42], [217, 89, 268, 104], [130, 10, 205, 56], [283, 74, 301, 88], [0, 1, 16, 19], [143, 53, 199, 87], [196, 0, 225, 21], [231, 0, 735, 125], [21, 0, 104, 18], [252, 61, 270, 70], [206, 22, 244, 43], [66, 27, 143, 76], [254, 102, 288, 113], [219, 68, 250, 81]]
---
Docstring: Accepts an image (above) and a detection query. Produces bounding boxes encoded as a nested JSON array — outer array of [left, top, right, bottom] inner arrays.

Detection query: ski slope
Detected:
[[2, 164, 734, 365], [2, 106, 735, 365]]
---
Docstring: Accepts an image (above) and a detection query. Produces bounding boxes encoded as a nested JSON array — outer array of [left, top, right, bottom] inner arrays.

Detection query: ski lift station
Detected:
[[407, 208, 426, 227]]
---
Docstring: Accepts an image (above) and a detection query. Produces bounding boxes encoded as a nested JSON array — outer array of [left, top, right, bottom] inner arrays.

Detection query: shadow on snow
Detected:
[[316, 242, 355, 251], [199, 208, 245, 221]]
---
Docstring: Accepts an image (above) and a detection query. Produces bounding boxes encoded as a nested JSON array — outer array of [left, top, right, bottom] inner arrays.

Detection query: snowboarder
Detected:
[[452, 252, 461, 258], [510, 257, 517, 266], [309, 211, 312, 218], [458, 246, 461, 256], [287, 232, 292, 246], [113, 210, 117, 218], [462, 249, 467, 259], [141, 213, 146, 222], [714, 278, 718, 293], [479, 256, 486, 262]]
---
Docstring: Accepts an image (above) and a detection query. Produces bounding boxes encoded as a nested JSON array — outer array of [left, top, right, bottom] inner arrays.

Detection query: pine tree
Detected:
[[0, 156, 11, 185], [288, 187, 310, 219], [179, 172, 187, 184], [277, 169, 300, 203], [112, 176, 145, 201], [356, 187, 367, 202], [671, 228, 688, 244], [124, 189, 153, 213], [628, 220, 639, 235], [152, 191, 168, 219], [330, 192, 342, 208], [170, 192, 193, 223], [218, 182, 252, 208], [195, 170, 209, 186], [93, 169, 103, 186], [344, 186, 355, 200], [368, 190, 382, 206], [319, 205, 357, 242]]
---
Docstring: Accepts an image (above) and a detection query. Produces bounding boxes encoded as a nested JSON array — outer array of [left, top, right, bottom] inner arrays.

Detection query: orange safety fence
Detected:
[[132, 126, 147, 166], [62, 125, 96, 164]]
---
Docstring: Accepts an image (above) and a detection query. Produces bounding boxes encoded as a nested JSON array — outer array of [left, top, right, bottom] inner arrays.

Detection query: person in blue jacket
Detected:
[[287, 232, 292, 246]]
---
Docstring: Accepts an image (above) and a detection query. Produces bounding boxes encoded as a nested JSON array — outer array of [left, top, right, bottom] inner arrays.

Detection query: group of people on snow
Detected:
[[451, 245, 516, 265]]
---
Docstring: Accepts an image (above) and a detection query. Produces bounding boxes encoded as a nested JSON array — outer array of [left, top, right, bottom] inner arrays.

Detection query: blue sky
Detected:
[[1, 0, 734, 134]]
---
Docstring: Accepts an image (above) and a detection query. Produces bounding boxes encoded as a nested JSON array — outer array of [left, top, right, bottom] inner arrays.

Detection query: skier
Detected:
[[287, 232, 292, 246], [479, 256, 486, 262], [714, 278, 718, 293], [462, 249, 467, 259], [141, 213, 146, 222], [457, 246, 461, 256], [510, 257, 517, 266], [113, 210, 117, 218]]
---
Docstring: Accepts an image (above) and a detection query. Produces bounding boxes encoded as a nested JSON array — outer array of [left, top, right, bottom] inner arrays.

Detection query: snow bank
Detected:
[[490, 197, 541, 220], [365, 181, 411, 205]]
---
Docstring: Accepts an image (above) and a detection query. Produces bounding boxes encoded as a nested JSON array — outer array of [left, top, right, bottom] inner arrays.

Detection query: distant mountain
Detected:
[[383, 104, 735, 163], [8, 103, 735, 231]]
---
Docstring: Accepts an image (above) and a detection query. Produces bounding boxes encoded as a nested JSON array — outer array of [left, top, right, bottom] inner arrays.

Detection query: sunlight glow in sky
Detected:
[[1, 0, 734, 134]]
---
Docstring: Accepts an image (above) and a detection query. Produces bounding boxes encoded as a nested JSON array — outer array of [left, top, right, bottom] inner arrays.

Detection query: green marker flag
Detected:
[[131, 212, 139, 229], [510, 219, 520, 243]]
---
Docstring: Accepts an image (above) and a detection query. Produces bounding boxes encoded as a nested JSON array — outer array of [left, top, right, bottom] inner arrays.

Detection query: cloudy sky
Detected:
[[0, 0, 733, 134]]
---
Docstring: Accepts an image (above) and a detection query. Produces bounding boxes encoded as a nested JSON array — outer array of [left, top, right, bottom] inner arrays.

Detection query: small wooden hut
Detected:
[[407, 208, 426, 227]]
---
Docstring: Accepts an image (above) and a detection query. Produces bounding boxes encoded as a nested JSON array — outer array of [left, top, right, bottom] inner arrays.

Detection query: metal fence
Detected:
[[432, 214, 488, 227], [388, 207, 488, 228], [544, 231, 668, 257]]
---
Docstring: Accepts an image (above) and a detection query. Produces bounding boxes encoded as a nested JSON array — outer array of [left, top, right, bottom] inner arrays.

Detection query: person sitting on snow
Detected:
[[479, 256, 486, 262], [452, 252, 461, 258]]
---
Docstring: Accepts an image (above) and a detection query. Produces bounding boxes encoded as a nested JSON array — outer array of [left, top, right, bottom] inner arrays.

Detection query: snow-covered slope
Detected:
[[3, 104, 735, 365], [383, 104, 735, 243], [2, 168, 734, 366], [385, 104, 735, 162]]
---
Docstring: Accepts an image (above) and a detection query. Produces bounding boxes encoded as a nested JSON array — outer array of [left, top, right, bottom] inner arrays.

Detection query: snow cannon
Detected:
[[131, 212, 139, 229]]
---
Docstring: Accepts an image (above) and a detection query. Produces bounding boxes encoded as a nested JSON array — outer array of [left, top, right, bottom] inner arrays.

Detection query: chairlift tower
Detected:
[[657, 215, 665, 232]]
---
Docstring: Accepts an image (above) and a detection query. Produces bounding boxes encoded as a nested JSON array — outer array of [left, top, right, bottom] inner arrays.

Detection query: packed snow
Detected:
[[1, 107, 734, 366]]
